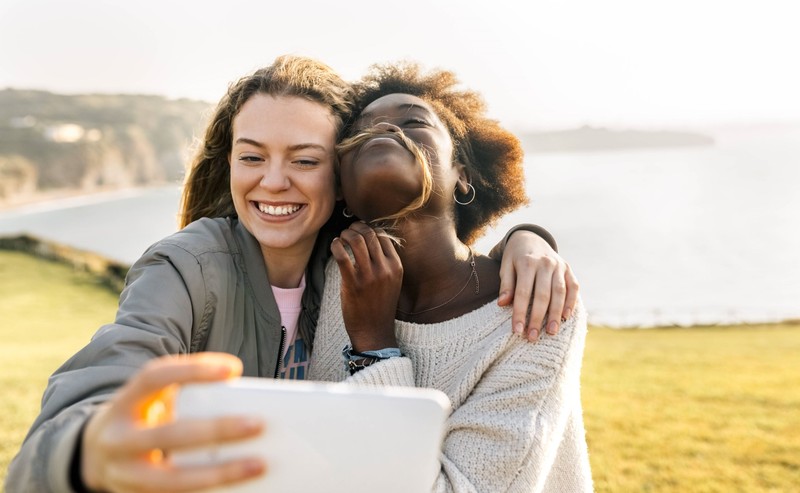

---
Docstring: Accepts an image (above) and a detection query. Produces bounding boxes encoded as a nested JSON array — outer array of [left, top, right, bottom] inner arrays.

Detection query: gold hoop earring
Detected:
[[454, 183, 476, 206]]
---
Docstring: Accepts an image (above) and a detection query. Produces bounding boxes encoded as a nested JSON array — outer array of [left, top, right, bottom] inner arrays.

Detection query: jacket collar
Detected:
[[230, 217, 281, 325]]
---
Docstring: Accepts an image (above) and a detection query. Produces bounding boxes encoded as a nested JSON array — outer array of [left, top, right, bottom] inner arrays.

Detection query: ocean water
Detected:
[[2, 125, 798, 327], [0, 186, 184, 265], [475, 124, 800, 326]]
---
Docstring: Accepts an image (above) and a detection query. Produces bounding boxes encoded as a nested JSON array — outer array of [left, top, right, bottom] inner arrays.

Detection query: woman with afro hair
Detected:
[[310, 62, 593, 492]]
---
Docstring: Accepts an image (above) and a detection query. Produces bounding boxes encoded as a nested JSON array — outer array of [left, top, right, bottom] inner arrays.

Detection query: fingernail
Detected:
[[241, 417, 263, 432], [213, 365, 236, 378], [564, 308, 572, 321], [547, 320, 559, 335], [514, 322, 524, 335], [528, 329, 539, 342], [242, 459, 265, 476]]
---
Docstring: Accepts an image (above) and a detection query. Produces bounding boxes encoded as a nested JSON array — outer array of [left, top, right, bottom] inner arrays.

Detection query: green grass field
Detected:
[[1, 250, 799, 491], [583, 326, 799, 492]]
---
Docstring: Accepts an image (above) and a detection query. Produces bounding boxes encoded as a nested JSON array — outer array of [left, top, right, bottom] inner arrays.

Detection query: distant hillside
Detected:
[[0, 89, 718, 205], [0, 89, 212, 203], [521, 125, 715, 153]]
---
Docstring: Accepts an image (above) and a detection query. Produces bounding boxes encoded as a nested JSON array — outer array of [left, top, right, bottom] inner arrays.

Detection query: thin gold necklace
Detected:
[[395, 247, 480, 316]]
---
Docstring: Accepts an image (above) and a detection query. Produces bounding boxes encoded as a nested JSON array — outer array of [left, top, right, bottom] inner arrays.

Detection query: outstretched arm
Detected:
[[5, 245, 263, 493]]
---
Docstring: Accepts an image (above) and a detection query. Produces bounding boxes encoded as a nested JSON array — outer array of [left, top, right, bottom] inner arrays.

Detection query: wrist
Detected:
[[348, 335, 398, 353], [504, 224, 559, 253], [75, 413, 102, 493], [342, 345, 403, 375]]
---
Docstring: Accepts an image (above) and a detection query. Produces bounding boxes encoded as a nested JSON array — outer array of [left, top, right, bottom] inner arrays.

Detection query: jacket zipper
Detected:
[[274, 326, 286, 378]]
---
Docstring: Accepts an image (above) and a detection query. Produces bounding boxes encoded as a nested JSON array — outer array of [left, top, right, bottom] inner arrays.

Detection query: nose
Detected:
[[373, 121, 401, 133], [259, 163, 290, 192]]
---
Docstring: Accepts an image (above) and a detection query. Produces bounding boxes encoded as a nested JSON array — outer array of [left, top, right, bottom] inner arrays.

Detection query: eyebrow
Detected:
[[233, 138, 328, 152], [398, 103, 434, 114], [360, 103, 435, 121]]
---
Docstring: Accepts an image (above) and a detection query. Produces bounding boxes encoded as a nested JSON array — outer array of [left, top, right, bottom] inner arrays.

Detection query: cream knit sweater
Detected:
[[309, 260, 593, 492]]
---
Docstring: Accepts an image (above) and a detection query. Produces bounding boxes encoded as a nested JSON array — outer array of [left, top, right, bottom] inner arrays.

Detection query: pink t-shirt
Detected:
[[271, 276, 309, 380]]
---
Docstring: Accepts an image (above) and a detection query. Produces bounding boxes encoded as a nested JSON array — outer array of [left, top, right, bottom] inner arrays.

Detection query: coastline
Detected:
[[1, 186, 126, 211], [0, 184, 182, 216]]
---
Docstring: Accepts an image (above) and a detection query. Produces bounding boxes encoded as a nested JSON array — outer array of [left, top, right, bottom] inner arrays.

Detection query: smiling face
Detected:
[[338, 93, 463, 222], [230, 94, 338, 259]]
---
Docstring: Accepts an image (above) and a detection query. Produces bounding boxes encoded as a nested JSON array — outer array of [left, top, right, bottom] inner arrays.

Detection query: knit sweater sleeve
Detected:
[[309, 260, 592, 492]]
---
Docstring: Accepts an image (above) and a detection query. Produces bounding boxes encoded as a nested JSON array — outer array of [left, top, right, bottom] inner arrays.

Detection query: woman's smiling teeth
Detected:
[[256, 202, 302, 216]]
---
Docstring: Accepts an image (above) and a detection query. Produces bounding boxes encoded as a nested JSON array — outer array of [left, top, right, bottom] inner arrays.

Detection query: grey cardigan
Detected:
[[5, 217, 329, 493]]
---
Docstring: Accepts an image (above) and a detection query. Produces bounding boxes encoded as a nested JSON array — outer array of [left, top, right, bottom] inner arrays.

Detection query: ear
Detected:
[[454, 162, 470, 195]]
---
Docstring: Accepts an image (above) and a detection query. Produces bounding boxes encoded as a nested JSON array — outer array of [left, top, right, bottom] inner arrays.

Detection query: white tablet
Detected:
[[172, 377, 451, 493]]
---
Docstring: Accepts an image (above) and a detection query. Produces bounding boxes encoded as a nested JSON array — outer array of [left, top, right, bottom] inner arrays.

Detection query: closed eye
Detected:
[[403, 118, 430, 127]]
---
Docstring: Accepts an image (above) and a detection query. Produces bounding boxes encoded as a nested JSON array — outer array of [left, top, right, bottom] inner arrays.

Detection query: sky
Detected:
[[2, 0, 799, 131]]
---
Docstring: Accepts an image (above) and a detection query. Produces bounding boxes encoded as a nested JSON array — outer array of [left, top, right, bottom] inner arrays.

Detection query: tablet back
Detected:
[[172, 378, 450, 493]]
